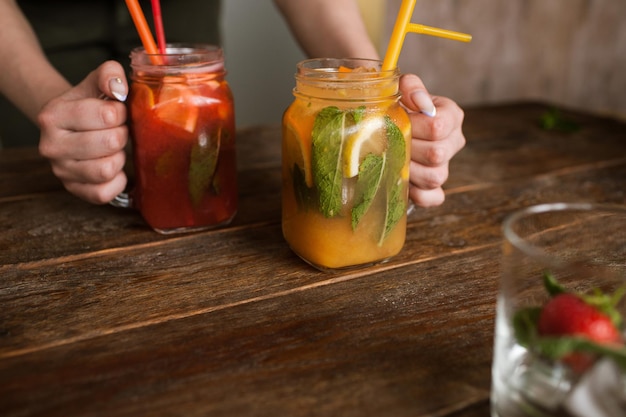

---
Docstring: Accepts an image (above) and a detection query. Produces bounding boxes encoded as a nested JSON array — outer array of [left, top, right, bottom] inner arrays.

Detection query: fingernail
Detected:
[[109, 77, 127, 102], [411, 91, 436, 117]]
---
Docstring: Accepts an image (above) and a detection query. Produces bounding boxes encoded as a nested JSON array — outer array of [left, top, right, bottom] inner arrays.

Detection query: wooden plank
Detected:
[[0, 165, 283, 265], [447, 102, 626, 189], [1, 162, 623, 356], [1, 103, 624, 417], [0, 246, 499, 417], [0, 135, 623, 266], [0, 147, 62, 198]]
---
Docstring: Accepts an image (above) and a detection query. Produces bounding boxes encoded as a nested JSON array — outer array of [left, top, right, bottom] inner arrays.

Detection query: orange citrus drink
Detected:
[[282, 58, 411, 270]]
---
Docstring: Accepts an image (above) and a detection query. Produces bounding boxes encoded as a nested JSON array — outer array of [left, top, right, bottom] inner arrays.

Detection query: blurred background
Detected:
[[1, 0, 623, 147], [224, 0, 626, 128], [222, 1, 305, 129]]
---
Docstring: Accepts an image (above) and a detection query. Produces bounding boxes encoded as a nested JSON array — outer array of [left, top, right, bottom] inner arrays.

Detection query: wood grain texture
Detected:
[[0, 102, 624, 416], [1, 248, 498, 417]]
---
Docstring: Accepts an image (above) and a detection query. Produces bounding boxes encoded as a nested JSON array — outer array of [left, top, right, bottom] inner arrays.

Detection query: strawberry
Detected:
[[513, 273, 626, 375], [537, 292, 622, 372], [538, 293, 622, 342]]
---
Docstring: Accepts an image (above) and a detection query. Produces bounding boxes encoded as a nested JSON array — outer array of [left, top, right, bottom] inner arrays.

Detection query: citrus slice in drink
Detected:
[[343, 117, 386, 178], [130, 83, 155, 116], [155, 83, 199, 133], [284, 125, 313, 187]]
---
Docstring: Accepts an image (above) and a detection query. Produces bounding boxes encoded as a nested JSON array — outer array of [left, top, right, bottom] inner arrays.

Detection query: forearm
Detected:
[[0, 0, 70, 123], [273, 0, 379, 60]]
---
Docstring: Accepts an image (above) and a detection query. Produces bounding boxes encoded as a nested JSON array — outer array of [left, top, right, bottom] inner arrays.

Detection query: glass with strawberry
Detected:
[[491, 203, 626, 417], [113, 44, 237, 234]]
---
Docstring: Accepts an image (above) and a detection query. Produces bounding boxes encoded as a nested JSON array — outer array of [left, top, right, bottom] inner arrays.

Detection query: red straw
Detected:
[[151, 0, 167, 54]]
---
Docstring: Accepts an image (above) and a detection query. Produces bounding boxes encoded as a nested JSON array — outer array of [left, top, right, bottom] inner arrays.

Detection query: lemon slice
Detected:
[[343, 117, 386, 178], [285, 125, 313, 187], [155, 83, 199, 133]]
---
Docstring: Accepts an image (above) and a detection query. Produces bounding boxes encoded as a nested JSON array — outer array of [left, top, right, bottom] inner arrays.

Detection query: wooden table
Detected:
[[1, 102, 624, 417]]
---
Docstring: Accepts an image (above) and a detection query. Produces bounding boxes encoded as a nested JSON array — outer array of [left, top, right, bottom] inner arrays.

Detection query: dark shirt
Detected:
[[1, 0, 222, 147]]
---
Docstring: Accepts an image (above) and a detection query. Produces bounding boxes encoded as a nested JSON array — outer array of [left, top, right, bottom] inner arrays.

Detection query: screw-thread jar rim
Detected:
[[130, 43, 225, 76], [294, 58, 400, 102]]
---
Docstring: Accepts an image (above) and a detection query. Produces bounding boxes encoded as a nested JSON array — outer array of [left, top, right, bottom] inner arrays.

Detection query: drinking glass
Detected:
[[112, 44, 237, 234], [281, 58, 411, 270], [491, 202, 626, 417]]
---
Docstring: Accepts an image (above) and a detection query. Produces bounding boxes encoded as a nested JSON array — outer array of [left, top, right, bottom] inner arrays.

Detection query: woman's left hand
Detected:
[[399, 73, 466, 208]]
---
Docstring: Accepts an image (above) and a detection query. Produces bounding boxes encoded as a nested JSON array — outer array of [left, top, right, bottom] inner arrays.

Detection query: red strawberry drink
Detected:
[[126, 44, 237, 234], [491, 203, 626, 417]]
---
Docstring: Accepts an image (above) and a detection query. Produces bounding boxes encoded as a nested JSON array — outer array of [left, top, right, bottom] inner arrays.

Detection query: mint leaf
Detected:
[[353, 106, 366, 124], [382, 179, 405, 243], [379, 116, 407, 242], [384, 116, 406, 176], [543, 271, 567, 296], [311, 107, 407, 244], [535, 337, 626, 370], [350, 115, 407, 238], [513, 307, 542, 348], [352, 153, 385, 230], [189, 132, 219, 207], [540, 108, 580, 132], [156, 149, 176, 177], [350, 115, 407, 242], [312, 106, 355, 218], [582, 286, 626, 329]]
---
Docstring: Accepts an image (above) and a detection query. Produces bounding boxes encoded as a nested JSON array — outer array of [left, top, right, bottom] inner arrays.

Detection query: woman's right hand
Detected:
[[38, 61, 130, 204]]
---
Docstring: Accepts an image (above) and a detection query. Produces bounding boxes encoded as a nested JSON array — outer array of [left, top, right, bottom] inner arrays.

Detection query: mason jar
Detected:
[[117, 44, 237, 234], [282, 58, 411, 270]]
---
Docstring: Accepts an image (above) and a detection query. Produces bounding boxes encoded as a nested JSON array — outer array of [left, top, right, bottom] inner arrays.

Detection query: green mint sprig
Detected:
[[311, 106, 358, 218], [188, 130, 220, 206]]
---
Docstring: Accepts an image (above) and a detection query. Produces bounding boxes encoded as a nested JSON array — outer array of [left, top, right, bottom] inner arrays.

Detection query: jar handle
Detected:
[[406, 200, 416, 216], [110, 191, 133, 209]]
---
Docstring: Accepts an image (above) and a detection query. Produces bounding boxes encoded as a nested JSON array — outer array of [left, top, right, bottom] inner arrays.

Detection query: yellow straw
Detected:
[[382, 0, 472, 71], [382, 0, 416, 72], [407, 23, 473, 43]]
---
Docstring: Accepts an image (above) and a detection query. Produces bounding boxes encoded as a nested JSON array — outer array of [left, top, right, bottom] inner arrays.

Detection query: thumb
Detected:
[[399, 73, 436, 118], [73, 60, 128, 102], [97, 61, 128, 102]]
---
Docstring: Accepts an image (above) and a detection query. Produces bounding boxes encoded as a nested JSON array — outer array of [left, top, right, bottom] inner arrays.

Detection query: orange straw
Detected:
[[124, 0, 161, 63], [382, 0, 472, 71], [151, 0, 167, 54]]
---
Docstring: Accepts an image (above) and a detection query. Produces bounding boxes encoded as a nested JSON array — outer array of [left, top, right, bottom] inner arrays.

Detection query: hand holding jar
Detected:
[[398, 73, 466, 209]]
